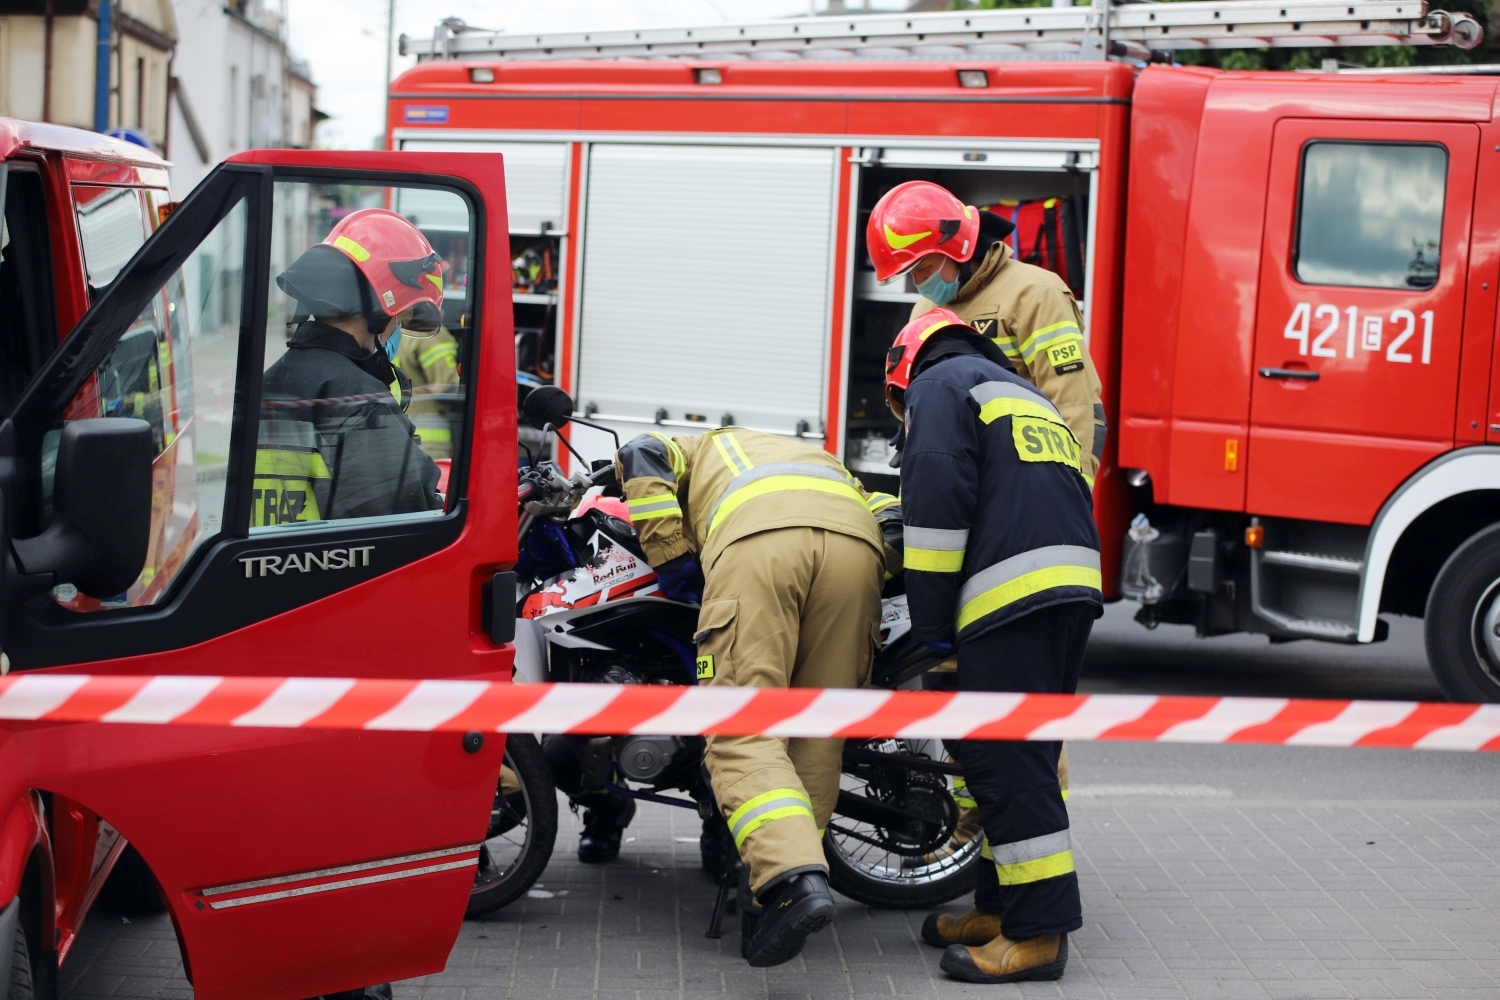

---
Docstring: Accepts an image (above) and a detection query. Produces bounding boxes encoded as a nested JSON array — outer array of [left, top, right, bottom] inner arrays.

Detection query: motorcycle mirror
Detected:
[[523, 385, 574, 430]]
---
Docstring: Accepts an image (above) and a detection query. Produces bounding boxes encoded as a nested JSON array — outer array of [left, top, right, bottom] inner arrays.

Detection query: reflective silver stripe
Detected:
[[958, 545, 1101, 610], [1019, 324, 1082, 362], [904, 526, 969, 551], [707, 462, 855, 528], [989, 829, 1072, 867], [628, 496, 681, 516], [208, 857, 478, 910], [202, 844, 480, 897], [968, 380, 1060, 416], [730, 795, 814, 843]]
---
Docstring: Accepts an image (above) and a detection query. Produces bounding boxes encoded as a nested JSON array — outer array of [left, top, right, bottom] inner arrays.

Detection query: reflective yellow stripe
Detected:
[[415, 427, 452, 442], [906, 547, 965, 573], [977, 396, 1066, 426], [864, 492, 900, 513], [627, 494, 683, 521], [331, 235, 370, 262], [728, 787, 815, 849], [255, 449, 331, 479], [958, 565, 1102, 632], [980, 837, 993, 861], [1018, 324, 1082, 363], [996, 850, 1075, 885], [708, 475, 866, 535], [646, 432, 686, 479], [991, 830, 1074, 885], [994, 335, 1023, 360], [956, 545, 1101, 633], [419, 342, 458, 368], [711, 431, 754, 476]]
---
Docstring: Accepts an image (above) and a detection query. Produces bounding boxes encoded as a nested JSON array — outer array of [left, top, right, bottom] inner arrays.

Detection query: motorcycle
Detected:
[[467, 386, 982, 926]]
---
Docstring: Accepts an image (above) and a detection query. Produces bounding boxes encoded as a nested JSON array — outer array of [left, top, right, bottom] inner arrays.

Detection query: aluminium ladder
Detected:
[[401, 1, 1484, 64]]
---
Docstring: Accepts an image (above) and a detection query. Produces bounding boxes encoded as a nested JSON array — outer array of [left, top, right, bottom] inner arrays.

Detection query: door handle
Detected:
[[1258, 367, 1320, 381]]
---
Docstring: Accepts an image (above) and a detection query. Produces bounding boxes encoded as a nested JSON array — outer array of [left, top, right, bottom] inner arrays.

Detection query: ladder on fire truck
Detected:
[[402, 0, 1484, 64]]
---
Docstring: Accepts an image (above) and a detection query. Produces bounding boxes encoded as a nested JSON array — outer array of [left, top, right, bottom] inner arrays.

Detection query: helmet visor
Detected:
[[398, 300, 443, 337]]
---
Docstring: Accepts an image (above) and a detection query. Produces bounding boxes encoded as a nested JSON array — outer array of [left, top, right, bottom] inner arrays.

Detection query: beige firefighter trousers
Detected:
[[695, 526, 883, 894]]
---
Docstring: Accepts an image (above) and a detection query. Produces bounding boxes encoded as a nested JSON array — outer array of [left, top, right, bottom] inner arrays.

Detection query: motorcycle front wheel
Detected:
[[824, 739, 982, 909], [466, 733, 558, 917]]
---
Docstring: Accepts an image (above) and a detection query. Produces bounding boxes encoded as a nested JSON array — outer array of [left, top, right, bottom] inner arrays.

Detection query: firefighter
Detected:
[[394, 325, 462, 460], [258, 209, 446, 526], [885, 308, 1100, 985], [866, 180, 1106, 486], [615, 427, 900, 967]]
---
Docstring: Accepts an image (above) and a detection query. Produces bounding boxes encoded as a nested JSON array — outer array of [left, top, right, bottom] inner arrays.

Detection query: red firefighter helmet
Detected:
[[884, 307, 978, 407], [277, 208, 445, 335], [866, 181, 980, 283]]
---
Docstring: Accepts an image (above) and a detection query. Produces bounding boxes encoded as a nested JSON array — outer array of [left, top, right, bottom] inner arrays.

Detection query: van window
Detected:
[[250, 180, 471, 533], [1295, 142, 1447, 290], [74, 185, 150, 293], [52, 199, 248, 611], [0, 167, 58, 414]]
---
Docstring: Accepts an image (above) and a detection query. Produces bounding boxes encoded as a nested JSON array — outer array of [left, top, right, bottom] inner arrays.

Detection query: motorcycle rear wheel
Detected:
[[466, 733, 558, 917], [824, 741, 982, 909]]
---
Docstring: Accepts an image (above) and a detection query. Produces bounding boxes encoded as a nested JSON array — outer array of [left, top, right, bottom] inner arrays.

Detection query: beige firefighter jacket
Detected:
[[394, 328, 461, 459], [614, 428, 897, 575], [912, 242, 1105, 484]]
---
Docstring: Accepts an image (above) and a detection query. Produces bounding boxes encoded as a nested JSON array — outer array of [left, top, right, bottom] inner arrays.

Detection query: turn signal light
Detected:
[[469, 67, 495, 83], [695, 68, 723, 85], [1244, 525, 1264, 549], [957, 69, 989, 88]]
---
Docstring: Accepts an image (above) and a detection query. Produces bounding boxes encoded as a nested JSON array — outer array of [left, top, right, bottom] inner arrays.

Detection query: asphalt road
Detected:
[[61, 605, 1500, 1000]]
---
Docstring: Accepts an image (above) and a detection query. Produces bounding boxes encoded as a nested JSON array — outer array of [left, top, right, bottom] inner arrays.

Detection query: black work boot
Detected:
[[319, 985, 393, 1000], [742, 868, 836, 968], [577, 795, 636, 863]]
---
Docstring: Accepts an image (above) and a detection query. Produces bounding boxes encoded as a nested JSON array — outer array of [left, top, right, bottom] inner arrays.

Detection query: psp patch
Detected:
[[1047, 338, 1085, 374], [696, 655, 715, 681]]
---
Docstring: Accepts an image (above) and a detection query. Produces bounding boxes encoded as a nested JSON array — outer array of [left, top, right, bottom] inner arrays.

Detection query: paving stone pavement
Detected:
[[60, 746, 1500, 1000]]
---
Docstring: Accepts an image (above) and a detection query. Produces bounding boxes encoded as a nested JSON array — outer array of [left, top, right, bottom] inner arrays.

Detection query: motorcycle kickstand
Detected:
[[705, 878, 732, 939]]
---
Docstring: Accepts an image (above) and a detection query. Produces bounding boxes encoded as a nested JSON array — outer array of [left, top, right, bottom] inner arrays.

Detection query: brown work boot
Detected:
[[940, 933, 1068, 984], [919, 908, 1003, 949]]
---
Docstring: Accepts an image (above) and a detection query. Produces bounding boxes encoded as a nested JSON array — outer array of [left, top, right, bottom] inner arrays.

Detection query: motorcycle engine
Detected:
[[615, 735, 685, 782]]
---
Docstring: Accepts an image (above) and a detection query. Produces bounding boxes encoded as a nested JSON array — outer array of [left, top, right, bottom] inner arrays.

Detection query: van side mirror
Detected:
[[522, 385, 574, 430], [11, 419, 154, 599]]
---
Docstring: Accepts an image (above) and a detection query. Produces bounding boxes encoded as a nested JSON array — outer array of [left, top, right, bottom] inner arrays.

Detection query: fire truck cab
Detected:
[[0, 120, 519, 999], [387, 4, 1500, 701]]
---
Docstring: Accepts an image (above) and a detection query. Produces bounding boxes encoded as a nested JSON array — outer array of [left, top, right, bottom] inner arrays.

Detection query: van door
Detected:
[[0, 151, 516, 1000], [1246, 119, 1479, 525]]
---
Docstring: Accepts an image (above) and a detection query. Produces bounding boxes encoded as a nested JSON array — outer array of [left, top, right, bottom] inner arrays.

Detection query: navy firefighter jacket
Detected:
[[900, 346, 1102, 647]]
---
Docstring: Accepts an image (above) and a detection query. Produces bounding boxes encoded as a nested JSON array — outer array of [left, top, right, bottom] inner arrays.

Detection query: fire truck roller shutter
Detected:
[[398, 140, 568, 235], [571, 144, 837, 466]]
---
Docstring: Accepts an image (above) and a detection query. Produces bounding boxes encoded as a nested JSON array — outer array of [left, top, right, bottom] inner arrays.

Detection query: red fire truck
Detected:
[[389, 1, 1500, 701], [0, 121, 519, 997]]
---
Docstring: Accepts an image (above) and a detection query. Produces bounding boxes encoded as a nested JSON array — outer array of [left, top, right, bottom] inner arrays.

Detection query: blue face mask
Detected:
[[915, 267, 961, 306], [383, 327, 402, 362]]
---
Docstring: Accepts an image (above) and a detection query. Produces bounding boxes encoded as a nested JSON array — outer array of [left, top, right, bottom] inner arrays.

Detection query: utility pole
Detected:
[[383, 0, 396, 149]]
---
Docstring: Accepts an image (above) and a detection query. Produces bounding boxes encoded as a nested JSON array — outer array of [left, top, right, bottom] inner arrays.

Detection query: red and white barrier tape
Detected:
[[0, 676, 1495, 751]]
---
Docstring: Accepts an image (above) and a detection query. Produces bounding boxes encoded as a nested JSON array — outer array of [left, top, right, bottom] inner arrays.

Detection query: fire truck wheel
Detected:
[[8, 921, 33, 1000], [1425, 523, 1500, 703], [95, 844, 167, 916]]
